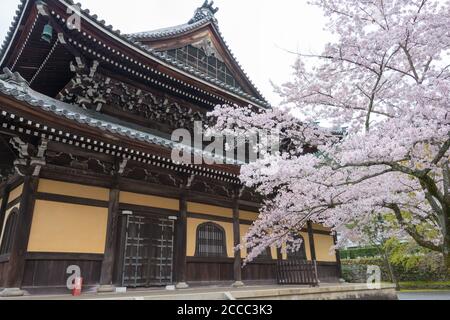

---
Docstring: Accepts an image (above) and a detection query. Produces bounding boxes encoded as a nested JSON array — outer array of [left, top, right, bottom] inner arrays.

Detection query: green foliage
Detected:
[[340, 246, 380, 259], [342, 250, 449, 283], [399, 281, 450, 290]]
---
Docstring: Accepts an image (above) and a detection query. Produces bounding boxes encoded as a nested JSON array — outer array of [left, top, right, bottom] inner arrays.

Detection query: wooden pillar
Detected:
[[307, 221, 317, 261], [276, 247, 283, 262], [175, 189, 188, 288], [98, 187, 120, 292], [333, 233, 343, 279], [232, 194, 243, 287], [113, 213, 128, 286], [1, 175, 38, 296]]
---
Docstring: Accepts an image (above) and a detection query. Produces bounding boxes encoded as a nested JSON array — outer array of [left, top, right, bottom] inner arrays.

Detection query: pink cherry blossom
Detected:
[[207, 0, 450, 268]]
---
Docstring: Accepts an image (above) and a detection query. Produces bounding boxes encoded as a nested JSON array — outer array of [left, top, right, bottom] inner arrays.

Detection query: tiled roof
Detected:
[[0, 68, 244, 166], [1, 0, 270, 108], [126, 13, 270, 108], [129, 20, 211, 41]]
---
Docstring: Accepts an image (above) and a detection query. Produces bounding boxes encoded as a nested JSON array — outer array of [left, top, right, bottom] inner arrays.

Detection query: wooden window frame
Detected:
[[194, 222, 227, 258]]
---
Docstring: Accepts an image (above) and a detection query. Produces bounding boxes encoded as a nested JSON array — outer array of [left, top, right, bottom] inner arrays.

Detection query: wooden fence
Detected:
[[276, 259, 319, 286]]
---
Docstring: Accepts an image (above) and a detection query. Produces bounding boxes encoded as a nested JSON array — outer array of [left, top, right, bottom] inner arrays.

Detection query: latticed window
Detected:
[[254, 247, 273, 260], [165, 45, 242, 90], [195, 222, 227, 257], [287, 234, 307, 260], [0, 208, 19, 255]]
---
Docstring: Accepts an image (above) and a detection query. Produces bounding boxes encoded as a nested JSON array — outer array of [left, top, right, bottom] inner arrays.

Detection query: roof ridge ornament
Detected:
[[0, 68, 30, 92], [189, 0, 219, 24]]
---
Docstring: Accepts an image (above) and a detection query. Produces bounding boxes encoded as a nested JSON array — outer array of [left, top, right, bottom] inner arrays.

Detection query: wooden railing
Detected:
[[276, 259, 319, 286]]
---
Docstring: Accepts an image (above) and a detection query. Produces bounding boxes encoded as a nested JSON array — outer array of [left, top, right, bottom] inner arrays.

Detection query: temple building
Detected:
[[0, 0, 341, 295]]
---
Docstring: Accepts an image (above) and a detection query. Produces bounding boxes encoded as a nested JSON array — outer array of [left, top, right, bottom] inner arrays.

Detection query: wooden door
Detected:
[[122, 215, 175, 287]]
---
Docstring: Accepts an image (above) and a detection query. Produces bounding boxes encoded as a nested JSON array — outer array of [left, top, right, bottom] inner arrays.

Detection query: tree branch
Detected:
[[385, 203, 441, 252]]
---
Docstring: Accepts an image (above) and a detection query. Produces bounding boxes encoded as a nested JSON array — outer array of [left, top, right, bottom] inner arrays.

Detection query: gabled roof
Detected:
[[0, 0, 270, 108], [126, 0, 269, 106]]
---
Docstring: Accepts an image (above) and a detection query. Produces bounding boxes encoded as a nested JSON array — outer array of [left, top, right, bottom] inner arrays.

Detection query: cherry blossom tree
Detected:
[[207, 0, 450, 271]]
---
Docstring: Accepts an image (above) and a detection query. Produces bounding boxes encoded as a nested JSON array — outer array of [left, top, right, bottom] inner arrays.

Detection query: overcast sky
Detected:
[[0, 0, 332, 105]]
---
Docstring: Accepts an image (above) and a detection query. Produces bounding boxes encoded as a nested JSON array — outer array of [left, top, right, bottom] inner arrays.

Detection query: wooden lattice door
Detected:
[[122, 215, 175, 287]]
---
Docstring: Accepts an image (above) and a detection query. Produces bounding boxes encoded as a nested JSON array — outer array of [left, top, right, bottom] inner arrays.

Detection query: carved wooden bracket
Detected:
[[10, 137, 48, 177]]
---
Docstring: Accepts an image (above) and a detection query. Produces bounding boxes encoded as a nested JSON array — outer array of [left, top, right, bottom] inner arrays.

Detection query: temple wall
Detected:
[[27, 200, 108, 254], [8, 184, 23, 203], [188, 202, 232, 218], [120, 191, 179, 210], [314, 234, 337, 262], [0, 178, 339, 289], [38, 179, 108, 201], [25, 179, 109, 254], [239, 210, 259, 221]]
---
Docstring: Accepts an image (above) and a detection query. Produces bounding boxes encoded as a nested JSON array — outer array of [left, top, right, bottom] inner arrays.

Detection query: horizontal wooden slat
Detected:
[[25, 252, 104, 261]]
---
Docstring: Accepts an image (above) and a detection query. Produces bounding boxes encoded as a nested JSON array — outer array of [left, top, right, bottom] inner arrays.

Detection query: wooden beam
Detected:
[[4, 175, 38, 289], [232, 193, 242, 284], [333, 233, 342, 279], [113, 213, 128, 286], [98, 188, 120, 290], [175, 188, 188, 288], [307, 221, 317, 261]]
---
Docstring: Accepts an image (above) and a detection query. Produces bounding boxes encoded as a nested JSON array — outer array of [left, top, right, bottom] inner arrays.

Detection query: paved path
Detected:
[[1, 283, 396, 300], [398, 291, 450, 300]]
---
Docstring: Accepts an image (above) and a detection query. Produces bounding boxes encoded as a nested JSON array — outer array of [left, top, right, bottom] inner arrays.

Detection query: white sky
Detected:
[[0, 0, 332, 105]]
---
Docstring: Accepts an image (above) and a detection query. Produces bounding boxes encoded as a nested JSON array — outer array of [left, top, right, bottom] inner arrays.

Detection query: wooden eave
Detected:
[[0, 93, 241, 178]]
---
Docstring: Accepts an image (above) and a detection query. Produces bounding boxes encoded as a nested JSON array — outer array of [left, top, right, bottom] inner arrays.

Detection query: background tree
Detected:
[[344, 212, 413, 289], [207, 0, 450, 271]]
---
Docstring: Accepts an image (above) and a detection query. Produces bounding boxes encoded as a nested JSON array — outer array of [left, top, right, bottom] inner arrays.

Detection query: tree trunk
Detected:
[[445, 253, 450, 275], [444, 245, 450, 275], [383, 251, 400, 291], [443, 206, 449, 274]]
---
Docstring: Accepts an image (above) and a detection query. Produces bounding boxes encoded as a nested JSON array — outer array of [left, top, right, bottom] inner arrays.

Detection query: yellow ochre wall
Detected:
[[8, 184, 23, 203], [239, 224, 277, 259], [314, 234, 337, 262], [188, 202, 232, 218], [28, 200, 108, 254], [27, 179, 109, 254], [239, 210, 259, 221], [120, 191, 179, 211], [23, 179, 337, 261], [38, 179, 109, 201]]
